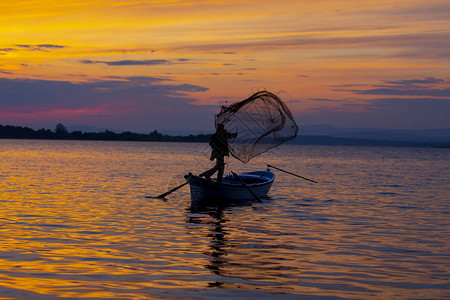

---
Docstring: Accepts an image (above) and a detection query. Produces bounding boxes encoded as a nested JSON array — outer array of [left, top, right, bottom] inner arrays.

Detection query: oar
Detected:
[[155, 181, 189, 199], [154, 170, 210, 199], [267, 164, 317, 184], [231, 171, 262, 203]]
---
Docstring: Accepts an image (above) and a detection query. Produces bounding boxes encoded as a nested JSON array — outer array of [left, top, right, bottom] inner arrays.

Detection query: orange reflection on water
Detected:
[[0, 140, 449, 299]]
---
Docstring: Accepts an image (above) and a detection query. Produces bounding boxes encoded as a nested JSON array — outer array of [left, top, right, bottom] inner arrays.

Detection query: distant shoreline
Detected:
[[0, 124, 211, 143], [1, 124, 448, 148]]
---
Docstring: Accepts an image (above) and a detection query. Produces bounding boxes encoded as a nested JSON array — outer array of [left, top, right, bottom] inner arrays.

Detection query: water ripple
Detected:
[[0, 141, 448, 299]]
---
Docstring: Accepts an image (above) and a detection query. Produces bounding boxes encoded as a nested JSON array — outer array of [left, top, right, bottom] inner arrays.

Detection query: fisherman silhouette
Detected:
[[204, 123, 237, 183]]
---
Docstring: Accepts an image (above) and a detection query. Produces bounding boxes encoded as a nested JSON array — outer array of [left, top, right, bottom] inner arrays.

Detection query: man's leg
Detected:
[[216, 156, 225, 183], [203, 164, 218, 179]]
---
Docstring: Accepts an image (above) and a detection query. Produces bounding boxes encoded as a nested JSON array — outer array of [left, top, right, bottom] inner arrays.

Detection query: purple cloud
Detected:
[[36, 44, 65, 49], [0, 77, 213, 132], [300, 97, 450, 129], [335, 77, 450, 97], [0, 48, 16, 52], [15, 44, 66, 51], [386, 77, 444, 86], [80, 59, 191, 66], [313, 77, 450, 129], [354, 88, 450, 97]]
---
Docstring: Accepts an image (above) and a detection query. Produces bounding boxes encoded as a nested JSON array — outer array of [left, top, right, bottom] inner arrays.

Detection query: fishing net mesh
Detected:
[[215, 91, 298, 163]]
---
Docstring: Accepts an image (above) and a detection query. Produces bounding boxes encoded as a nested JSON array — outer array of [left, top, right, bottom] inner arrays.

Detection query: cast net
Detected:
[[215, 90, 298, 163]]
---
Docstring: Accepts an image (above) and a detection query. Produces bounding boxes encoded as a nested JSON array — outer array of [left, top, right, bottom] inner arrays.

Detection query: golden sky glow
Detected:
[[1, 0, 449, 131]]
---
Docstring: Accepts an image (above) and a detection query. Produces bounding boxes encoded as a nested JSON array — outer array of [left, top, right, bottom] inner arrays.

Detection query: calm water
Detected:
[[0, 139, 448, 299]]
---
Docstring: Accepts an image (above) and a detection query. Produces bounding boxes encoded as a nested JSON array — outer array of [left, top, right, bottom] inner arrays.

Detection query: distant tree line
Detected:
[[1, 123, 448, 148], [0, 124, 212, 143]]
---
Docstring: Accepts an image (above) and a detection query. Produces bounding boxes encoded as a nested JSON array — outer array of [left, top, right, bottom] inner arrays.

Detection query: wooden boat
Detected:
[[185, 170, 275, 205]]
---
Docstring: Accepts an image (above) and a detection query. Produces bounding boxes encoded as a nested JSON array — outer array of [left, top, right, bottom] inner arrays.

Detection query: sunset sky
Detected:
[[1, 0, 449, 133]]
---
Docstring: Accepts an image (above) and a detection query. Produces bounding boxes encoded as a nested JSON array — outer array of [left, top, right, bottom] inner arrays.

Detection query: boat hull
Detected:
[[186, 170, 275, 206]]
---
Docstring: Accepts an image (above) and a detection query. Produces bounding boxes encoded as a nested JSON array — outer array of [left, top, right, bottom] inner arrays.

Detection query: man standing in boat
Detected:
[[204, 123, 237, 183]]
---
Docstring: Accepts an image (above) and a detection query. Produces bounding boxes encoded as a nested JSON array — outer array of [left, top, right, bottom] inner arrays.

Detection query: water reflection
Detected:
[[186, 204, 236, 288]]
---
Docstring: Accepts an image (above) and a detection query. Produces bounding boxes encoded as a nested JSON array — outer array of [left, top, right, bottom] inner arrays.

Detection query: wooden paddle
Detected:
[[267, 164, 317, 183], [231, 171, 262, 203], [154, 169, 210, 199], [155, 181, 188, 199]]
